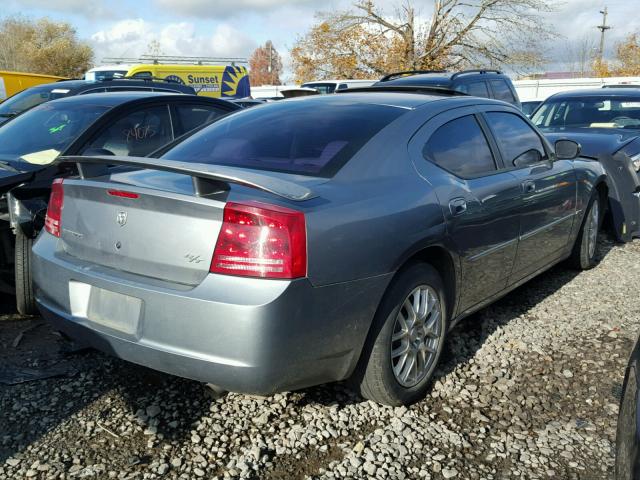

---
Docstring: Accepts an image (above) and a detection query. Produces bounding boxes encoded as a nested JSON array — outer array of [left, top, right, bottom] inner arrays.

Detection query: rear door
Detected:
[[481, 108, 577, 281], [410, 106, 523, 314]]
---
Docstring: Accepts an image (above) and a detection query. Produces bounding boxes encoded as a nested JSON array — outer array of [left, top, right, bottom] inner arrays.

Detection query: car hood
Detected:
[[541, 127, 640, 158]]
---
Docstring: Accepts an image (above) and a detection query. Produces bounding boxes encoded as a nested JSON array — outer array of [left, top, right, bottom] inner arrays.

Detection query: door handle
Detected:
[[522, 180, 536, 193], [449, 197, 467, 216]]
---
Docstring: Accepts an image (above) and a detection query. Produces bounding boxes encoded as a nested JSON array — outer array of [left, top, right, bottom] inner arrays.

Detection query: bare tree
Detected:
[[292, 0, 556, 82], [561, 35, 597, 76]]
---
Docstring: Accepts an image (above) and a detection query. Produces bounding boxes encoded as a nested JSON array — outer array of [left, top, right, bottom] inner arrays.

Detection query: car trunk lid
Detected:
[[59, 178, 224, 285]]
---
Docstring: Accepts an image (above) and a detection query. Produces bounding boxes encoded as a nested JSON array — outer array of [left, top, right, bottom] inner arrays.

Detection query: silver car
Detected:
[[33, 89, 608, 405]]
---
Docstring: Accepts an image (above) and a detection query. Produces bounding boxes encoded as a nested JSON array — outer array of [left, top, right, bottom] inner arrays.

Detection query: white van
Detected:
[[301, 79, 377, 94]]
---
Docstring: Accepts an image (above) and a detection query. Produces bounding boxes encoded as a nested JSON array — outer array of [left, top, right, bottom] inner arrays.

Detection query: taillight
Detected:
[[211, 202, 307, 279], [44, 178, 64, 237]]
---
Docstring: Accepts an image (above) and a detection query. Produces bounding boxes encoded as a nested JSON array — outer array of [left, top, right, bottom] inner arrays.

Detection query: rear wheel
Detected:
[[352, 264, 447, 406], [15, 229, 37, 315], [569, 193, 602, 270]]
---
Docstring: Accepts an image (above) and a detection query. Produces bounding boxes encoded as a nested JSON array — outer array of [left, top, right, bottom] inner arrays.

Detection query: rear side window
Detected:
[[456, 81, 489, 97], [423, 115, 496, 178], [162, 100, 404, 177], [485, 112, 546, 167], [175, 104, 227, 134], [489, 80, 516, 103]]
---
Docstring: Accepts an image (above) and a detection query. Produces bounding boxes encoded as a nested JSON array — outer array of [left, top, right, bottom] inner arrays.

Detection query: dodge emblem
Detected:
[[116, 211, 128, 227]]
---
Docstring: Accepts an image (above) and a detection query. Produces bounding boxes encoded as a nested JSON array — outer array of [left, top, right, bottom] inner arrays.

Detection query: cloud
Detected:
[[12, 0, 116, 19], [90, 19, 257, 64], [153, 0, 317, 18]]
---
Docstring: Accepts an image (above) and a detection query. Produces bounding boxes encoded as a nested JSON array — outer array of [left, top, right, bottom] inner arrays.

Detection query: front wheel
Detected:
[[351, 264, 448, 406], [569, 194, 602, 270]]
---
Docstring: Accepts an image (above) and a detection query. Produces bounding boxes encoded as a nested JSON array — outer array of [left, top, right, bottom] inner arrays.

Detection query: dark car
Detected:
[[0, 78, 196, 125], [531, 89, 640, 240], [33, 87, 610, 406], [617, 335, 640, 479], [0, 91, 239, 314], [375, 69, 521, 108]]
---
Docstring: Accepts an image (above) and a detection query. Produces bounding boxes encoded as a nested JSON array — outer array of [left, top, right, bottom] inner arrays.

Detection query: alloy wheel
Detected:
[[390, 285, 443, 388]]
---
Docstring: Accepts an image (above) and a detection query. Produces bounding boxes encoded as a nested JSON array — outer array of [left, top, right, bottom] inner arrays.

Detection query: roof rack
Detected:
[[379, 70, 448, 82], [450, 69, 501, 80], [102, 55, 248, 66], [336, 85, 467, 96], [97, 76, 186, 85]]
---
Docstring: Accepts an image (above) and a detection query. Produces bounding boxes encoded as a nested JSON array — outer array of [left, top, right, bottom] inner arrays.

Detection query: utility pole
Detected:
[[597, 6, 611, 63], [267, 42, 274, 85]]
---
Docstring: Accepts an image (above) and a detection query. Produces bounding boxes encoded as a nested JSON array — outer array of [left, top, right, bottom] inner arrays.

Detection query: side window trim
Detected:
[[479, 109, 552, 171], [475, 113, 507, 170]]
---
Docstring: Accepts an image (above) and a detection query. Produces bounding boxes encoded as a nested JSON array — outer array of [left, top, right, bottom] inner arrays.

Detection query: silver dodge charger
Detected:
[[33, 88, 608, 405]]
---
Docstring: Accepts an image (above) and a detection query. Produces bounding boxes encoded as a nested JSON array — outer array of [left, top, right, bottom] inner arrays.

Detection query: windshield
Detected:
[[161, 99, 405, 177], [532, 95, 640, 130], [0, 101, 111, 170], [85, 70, 128, 81], [0, 87, 70, 117]]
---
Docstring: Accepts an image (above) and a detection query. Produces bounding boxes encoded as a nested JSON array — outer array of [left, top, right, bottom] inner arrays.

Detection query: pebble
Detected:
[[1, 238, 637, 480]]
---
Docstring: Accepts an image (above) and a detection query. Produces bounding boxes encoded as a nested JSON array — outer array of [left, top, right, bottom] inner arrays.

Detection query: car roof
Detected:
[[287, 90, 506, 109], [303, 79, 377, 84], [46, 91, 181, 107], [549, 88, 640, 98], [24, 79, 188, 93], [377, 71, 510, 86]]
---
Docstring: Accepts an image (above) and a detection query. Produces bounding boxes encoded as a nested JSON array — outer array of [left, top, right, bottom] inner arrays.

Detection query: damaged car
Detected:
[[532, 88, 640, 241], [0, 92, 239, 314], [33, 88, 614, 405]]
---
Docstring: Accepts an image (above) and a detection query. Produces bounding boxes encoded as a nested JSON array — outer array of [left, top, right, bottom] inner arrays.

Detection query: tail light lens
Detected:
[[211, 202, 307, 279], [44, 178, 64, 237]]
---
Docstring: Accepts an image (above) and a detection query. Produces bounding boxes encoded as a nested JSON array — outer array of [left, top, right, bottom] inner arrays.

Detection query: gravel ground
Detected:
[[1, 237, 639, 480]]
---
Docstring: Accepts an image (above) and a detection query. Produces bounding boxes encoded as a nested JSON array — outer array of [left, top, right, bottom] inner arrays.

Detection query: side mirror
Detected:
[[555, 139, 581, 160]]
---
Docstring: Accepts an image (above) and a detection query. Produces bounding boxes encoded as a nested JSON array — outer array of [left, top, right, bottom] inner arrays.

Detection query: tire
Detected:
[[15, 229, 37, 315], [569, 193, 602, 270], [351, 263, 448, 406]]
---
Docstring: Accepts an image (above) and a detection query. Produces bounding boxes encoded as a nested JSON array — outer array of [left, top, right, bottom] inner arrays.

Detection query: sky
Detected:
[[3, 0, 640, 82]]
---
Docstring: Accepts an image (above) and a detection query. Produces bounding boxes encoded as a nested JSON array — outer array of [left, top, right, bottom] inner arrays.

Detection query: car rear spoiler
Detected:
[[57, 155, 317, 202]]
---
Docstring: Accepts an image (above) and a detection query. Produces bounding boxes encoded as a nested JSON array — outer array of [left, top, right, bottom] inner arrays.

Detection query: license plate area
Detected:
[[69, 281, 142, 334]]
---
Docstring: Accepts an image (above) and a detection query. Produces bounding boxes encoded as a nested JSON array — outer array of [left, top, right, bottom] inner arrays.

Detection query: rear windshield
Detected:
[[161, 99, 405, 177]]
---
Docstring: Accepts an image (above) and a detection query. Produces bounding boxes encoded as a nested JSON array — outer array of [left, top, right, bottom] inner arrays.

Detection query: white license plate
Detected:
[[69, 281, 142, 334]]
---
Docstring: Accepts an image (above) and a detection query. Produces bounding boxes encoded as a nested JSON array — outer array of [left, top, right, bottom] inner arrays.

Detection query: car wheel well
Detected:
[[396, 246, 457, 320], [595, 181, 612, 233]]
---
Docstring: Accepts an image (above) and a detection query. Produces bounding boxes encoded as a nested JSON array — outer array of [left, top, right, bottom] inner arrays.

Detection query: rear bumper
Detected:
[[32, 232, 391, 394]]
